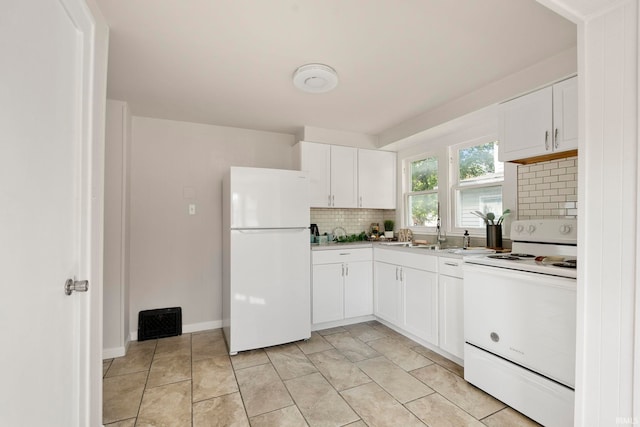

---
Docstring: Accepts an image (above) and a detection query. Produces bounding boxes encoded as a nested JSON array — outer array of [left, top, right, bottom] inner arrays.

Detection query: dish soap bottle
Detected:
[[463, 230, 470, 249]]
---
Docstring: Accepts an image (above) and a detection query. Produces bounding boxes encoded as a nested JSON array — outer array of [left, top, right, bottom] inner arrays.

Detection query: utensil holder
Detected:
[[486, 224, 502, 249]]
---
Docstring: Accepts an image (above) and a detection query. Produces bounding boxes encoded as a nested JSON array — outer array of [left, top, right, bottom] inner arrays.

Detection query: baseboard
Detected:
[[311, 315, 376, 331], [374, 317, 464, 366], [103, 336, 130, 359], [183, 320, 222, 334], [129, 319, 223, 342], [103, 346, 126, 359]]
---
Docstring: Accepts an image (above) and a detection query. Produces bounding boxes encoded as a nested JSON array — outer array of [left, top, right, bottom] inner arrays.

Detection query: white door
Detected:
[[228, 167, 310, 229], [358, 149, 396, 209], [330, 145, 358, 208], [0, 1, 108, 426], [312, 263, 344, 324], [438, 274, 464, 358], [229, 229, 311, 353], [498, 86, 553, 162], [344, 260, 373, 318], [299, 142, 332, 207], [552, 77, 578, 152], [403, 267, 438, 345], [373, 261, 401, 325]]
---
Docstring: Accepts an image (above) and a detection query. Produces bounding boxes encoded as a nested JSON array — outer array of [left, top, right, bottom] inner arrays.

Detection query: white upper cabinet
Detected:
[[295, 141, 357, 208], [295, 141, 331, 207], [294, 141, 396, 209], [498, 76, 577, 162], [552, 77, 579, 152], [358, 149, 396, 209], [330, 145, 359, 208]]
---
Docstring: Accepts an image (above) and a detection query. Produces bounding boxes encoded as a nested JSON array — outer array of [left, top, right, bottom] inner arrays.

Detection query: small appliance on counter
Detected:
[[310, 223, 319, 242]]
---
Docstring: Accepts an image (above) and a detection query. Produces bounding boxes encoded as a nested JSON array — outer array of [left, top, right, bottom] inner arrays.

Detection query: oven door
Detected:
[[464, 263, 576, 388]]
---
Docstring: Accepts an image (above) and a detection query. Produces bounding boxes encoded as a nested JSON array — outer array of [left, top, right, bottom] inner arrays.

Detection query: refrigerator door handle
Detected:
[[235, 228, 307, 233]]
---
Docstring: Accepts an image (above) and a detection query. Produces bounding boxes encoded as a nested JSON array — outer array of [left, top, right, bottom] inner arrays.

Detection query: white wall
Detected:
[[103, 100, 131, 358], [129, 116, 296, 339], [572, 1, 638, 424]]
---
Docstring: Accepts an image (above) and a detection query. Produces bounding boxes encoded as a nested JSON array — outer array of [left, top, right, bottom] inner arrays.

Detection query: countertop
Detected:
[[310, 241, 486, 259]]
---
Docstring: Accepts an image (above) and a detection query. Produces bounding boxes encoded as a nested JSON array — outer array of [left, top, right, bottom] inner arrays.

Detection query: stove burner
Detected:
[[509, 253, 536, 258], [488, 255, 521, 261], [552, 262, 577, 269]]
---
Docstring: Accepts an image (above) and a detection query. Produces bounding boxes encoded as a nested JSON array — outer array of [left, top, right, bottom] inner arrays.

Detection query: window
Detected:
[[406, 156, 439, 227], [453, 141, 503, 229]]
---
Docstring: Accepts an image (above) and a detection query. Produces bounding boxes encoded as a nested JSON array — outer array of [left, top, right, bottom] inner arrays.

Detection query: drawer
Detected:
[[374, 248, 437, 272], [312, 247, 372, 264], [439, 257, 464, 278]]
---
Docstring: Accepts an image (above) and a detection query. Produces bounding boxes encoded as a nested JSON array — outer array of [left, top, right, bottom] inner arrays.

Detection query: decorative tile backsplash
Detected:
[[517, 156, 578, 219], [310, 208, 396, 236]]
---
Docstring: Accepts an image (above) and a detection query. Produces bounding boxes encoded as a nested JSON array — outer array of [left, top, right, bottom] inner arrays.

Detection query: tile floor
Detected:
[[103, 321, 541, 426]]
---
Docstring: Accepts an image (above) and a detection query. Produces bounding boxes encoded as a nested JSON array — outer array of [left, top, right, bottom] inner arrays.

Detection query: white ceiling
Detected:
[[97, 0, 576, 137]]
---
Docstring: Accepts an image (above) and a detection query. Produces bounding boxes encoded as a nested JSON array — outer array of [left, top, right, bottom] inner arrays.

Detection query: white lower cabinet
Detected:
[[312, 248, 373, 325], [314, 247, 463, 361], [403, 266, 438, 345], [312, 263, 344, 324], [343, 260, 374, 318], [438, 258, 464, 359], [373, 261, 401, 325], [374, 249, 438, 346]]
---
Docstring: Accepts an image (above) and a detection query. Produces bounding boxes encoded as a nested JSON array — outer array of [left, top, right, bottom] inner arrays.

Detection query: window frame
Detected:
[[449, 137, 504, 236], [403, 152, 443, 233]]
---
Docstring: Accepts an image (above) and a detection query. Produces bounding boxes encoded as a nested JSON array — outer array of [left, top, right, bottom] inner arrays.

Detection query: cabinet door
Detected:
[[344, 260, 373, 318], [330, 145, 358, 208], [438, 274, 464, 359], [498, 86, 553, 162], [312, 263, 344, 324], [552, 77, 578, 152], [358, 149, 396, 209], [403, 267, 438, 345], [374, 261, 401, 326], [299, 142, 331, 207]]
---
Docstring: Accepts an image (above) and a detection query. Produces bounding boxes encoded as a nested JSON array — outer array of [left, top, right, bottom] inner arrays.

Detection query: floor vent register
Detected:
[[138, 307, 182, 341]]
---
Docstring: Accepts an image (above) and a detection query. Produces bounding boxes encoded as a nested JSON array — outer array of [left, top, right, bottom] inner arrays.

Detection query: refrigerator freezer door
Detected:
[[228, 228, 310, 353], [229, 167, 309, 229]]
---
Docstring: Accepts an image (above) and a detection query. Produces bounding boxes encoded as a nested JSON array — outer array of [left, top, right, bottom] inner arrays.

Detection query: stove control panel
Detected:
[[510, 219, 577, 244]]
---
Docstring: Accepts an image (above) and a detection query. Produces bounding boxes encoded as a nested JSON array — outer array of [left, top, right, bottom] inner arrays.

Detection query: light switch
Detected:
[[188, 204, 196, 215]]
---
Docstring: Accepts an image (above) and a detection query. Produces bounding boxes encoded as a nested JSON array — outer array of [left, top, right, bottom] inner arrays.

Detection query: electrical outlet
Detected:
[[188, 204, 196, 215]]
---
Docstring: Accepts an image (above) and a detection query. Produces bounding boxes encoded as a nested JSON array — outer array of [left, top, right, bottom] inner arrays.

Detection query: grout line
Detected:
[[104, 322, 533, 426], [133, 338, 157, 424]]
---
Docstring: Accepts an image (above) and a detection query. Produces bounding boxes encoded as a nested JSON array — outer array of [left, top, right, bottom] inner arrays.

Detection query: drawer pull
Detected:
[[444, 262, 459, 267], [339, 253, 351, 256]]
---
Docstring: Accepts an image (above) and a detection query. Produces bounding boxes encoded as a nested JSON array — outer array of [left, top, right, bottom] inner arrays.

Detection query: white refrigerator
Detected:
[[222, 167, 310, 354]]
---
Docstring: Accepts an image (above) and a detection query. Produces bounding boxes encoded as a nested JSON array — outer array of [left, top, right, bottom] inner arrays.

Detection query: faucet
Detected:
[[435, 219, 442, 250], [435, 202, 442, 249]]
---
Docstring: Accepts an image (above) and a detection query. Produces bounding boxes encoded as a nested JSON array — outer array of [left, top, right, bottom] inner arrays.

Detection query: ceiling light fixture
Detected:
[[292, 63, 338, 94]]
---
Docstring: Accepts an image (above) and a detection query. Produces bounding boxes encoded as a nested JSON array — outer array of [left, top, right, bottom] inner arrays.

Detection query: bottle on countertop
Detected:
[[463, 230, 470, 249]]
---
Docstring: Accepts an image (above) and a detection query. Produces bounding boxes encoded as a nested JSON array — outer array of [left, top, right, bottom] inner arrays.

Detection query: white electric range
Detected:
[[463, 219, 577, 427]]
